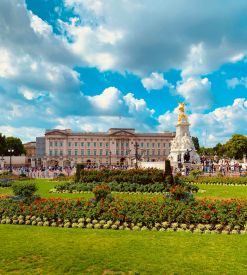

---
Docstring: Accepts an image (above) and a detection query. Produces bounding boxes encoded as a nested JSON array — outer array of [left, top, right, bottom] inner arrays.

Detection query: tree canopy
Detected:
[[0, 134, 25, 156], [198, 134, 247, 160]]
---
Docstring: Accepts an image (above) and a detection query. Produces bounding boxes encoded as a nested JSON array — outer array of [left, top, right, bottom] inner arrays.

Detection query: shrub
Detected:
[[190, 169, 203, 180], [0, 179, 13, 188], [79, 168, 165, 184], [164, 160, 173, 178], [92, 184, 111, 202], [11, 182, 38, 203], [75, 164, 84, 182]]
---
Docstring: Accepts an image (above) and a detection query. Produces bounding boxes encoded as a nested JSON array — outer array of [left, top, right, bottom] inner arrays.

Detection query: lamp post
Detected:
[[134, 142, 139, 169], [0, 155, 4, 171], [109, 151, 112, 166], [8, 149, 14, 173]]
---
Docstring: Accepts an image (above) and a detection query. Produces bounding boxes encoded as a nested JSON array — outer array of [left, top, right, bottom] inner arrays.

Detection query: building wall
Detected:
[[23, 142, 36, 157], [43, 128, 175, 167]]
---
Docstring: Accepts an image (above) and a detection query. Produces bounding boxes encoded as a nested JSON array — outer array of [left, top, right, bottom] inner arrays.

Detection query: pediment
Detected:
[[109, 130, 135, 136], [45, 130, 68, 136]]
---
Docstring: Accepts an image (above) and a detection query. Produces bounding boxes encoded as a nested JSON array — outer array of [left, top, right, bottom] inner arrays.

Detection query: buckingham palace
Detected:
[[36, 128, 176, 167]]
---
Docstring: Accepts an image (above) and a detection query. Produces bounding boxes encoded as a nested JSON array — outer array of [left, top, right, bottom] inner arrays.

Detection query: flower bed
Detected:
[[0, 197, 246, 231], [185, 176, 247, 186]]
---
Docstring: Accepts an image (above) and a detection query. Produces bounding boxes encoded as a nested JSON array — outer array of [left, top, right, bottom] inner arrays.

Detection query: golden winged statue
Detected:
[[178, 102, 188, 123]]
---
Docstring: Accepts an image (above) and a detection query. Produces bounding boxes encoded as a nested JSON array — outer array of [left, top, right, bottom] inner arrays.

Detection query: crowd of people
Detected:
[[0, 157, 246, 178]]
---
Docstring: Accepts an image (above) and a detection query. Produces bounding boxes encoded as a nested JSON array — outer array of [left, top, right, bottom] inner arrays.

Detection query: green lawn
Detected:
[[196, 184, 247, 200], [0, 225, 246, 274], [1, 179, 247, 200]]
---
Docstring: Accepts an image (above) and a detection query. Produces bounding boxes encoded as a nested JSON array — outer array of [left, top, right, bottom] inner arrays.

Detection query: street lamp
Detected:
[[0, 155, 4, 171], [134, 142, 139, 169], [109, 151, 112, 166], [8, 149, 14, 173]]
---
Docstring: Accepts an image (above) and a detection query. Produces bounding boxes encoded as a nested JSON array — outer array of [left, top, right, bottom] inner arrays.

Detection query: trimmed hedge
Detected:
[[54, 181, 198, 194], [185, 176, 247, 185], [78, 168, 165, 184]]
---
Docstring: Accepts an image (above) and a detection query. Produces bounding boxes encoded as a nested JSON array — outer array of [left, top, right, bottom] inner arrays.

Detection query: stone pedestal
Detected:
[[168, 118, 200, 168]]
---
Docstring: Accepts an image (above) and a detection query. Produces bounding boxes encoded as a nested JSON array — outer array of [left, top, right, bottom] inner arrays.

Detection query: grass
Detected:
[[1, 179, 247, 201], [196, 184, 247, 200], [0, 225, 246, 274]]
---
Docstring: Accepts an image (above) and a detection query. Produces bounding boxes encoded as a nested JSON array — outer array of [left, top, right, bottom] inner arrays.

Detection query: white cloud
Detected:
[[29, 11, 52, 36], [123, 93, 155, 118], [230, 53, 245, 63], [176, 77, 212, 111], [87, 87, 123, 111], [141, 72, 171, 91], [0, 48, 18, 78], [226, 77, 247, 89], [62, 0, 247, 75]]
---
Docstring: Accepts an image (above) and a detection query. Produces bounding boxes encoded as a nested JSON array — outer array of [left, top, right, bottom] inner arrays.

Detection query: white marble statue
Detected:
[[168, 103, 200, 167]]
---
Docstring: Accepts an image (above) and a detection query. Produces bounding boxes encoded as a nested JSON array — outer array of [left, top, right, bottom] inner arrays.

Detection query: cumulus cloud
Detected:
[[141, 72, 172, 91], [63, 0, 247, 75], [176, 77, 213, 111]]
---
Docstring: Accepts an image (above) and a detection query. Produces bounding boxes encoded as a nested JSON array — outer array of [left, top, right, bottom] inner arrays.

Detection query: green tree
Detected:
[[5, 137, 25, 156], [213, 143, 226, 157], [198, 147, 214, 156], [192, 136, 200, 151], [0, 133, 6, 155], [224, 134, 247, 159]]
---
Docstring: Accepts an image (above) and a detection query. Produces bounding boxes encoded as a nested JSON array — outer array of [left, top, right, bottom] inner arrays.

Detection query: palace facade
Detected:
[[38, 128, 175, 167]]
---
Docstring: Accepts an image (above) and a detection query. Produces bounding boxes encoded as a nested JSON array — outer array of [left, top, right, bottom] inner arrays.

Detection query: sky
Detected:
[[0, 0, 246, 147]]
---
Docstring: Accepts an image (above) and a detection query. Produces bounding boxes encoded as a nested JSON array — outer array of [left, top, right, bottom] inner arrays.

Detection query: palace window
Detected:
[[81, 142, 84, 147], [106, 151, 108, 156], [94, 142, 97, 147], [87, 142, 90, 147], [100, 142, 102, 147], [60, 142, 63, 147], [158, 143, 160, 148], [68, 142, 71, 147], [146, 150, 149, 156], [116, 143, 119, 147], [100, 150, 102, 156], [152, 150, 155, 156], [68, 150, 71, 156], [146, 143, 149, 148], [121, 143, 124, 147], [121, 151, 124, 156], [75, 150, 78, 156], [60, 151, 63, 156], [49, 150, 52, 156], [106, 143, 109, 147], [49, 142, 53, 147], [94, 150, 97, 156], [81, 150, 84, 156], [55, 142, 58, 147], [152, 143, 155, 148], [116, 150, 119, 155], [158, 150, 160, 156], [75, 142, 77, 147], [54, 150, 57, 156], [126, 143, 129, 147], [140, 143, 143, 148], [87, 150, 90, 156]]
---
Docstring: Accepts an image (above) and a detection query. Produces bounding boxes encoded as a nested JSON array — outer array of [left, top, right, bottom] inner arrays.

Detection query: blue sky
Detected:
[[0, 0, 246, 146]]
